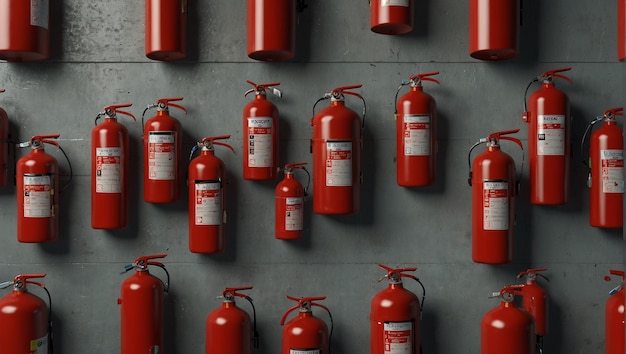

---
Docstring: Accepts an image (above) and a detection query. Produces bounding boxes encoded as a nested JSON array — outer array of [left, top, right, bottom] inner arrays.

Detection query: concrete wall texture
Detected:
[[0, 1, 624, 353]]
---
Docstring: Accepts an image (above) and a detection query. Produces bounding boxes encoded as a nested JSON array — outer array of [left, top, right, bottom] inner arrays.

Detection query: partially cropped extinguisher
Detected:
[[370, 264, 426, 354], [523, 67, 572, 205], [0, 89, 9, 188], [620, 0, 625, 61], [243, 80, 282, 180], [0, 0, 50, 61], [311, 84, 366, 215], [582, 107, 624, 228], [143, 97, 186, 204], [517, 268, 549, 353], [91, 103, 135, 230], [394, 72, 439, 187], [280, 295, 333, 354], [481, 285, 536, 354], [118, 254, 170, 354], [188, 135, 234, 254], [206, 286, 259, 354], [370, 0, 414, 35], [275, 162, 310, 240], [469, 0, 520, 60], [604, 270, 625, 354], [0, 273, 53, 354], [468, 129, 523, 264], [145, 0, 187, 61]]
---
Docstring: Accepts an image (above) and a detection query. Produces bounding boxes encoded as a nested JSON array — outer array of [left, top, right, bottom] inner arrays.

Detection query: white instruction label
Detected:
[[483, 181, 509, 230], [247, 117, 273, 168], [95, 147, 121, 193], [30, 0, 49, 29], [601, 149, 625, 193], [148, 132, 176, 180], [403, 114, 430, 156], [23, 175, 52, 218], [30, 334, 48, 354], [384, 321, 413, 354], [326, 141, 352, 187], [537, 115, 565, 156], [382, 0, 409, 6], [284, 197, 304, 231], [194, 182, 221, 225]]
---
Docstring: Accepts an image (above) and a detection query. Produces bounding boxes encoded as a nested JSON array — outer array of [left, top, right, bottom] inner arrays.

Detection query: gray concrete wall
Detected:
[[0, 1, 623, 353]]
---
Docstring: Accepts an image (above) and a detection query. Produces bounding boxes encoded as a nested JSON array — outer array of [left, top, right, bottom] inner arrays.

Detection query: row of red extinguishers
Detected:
[[0, 260, 623, 354]]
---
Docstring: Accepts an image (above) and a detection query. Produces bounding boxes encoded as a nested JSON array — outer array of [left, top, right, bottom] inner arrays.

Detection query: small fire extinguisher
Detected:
[[604, 270, 625, 354], [280, 295, 333, 354], [370, 264, 426, 354], [243, 80, 282, 180], [619, 0, 625, 61], [0, 89, 9, 188], [370, 0, 414, 35], [481, 285, 536, 354], [188, 135, 234, 254], [517, 268, 549, 353], [206, 286, 259, 354], [91, 103, 135, 230], [582, 107, 624, 228], [523, 67, 572, 205], [0, 0, 50, 61], [143, 97, 186, 204], [118, 254, 170, 354], [0, 273, 53, 354], [275, 162, 310, 240], [394, 72, 439, 187], [145, 0, 187, 61], [468, 129, 523, 264], [311, 84, 366, 215], [469, 0, 520, 60]]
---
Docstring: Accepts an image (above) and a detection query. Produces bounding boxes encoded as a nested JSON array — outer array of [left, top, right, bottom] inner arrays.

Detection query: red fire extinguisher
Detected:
[[620, 0, 625, 61], [370, 264, 426, 354], [582, 107, 624, 228], [188, 135, 234, 254], [145, 0, 187, 61], [0, 0, 50, 61], [118, 254, 170, 354], [394, 72, 439, 187], [468, 129, 523, 264], [91, 103, 135, 230], [481, 285, 536, 354], [143, 97, 186, 204], [469, 0, 520, 60], [0, 89, 9, 188], [0, 273, 53, 354], [275, 162, 310, 240], [243, 80, 282, 180], [523, 67, 572, 205], [604, 269, 625, 354], [311, 84, 366, 215], [370, 0, 414, 35], [206, 286, 259, 354], [280, 295, 333, 354], [517, 268, 549, 353]]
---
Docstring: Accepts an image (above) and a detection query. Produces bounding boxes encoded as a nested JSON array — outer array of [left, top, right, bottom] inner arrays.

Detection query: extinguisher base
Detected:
[[145, 50, 186, 62], [247, 50, 294, 62], [469, 48, 518, 61], [371, 24, 413, 35]]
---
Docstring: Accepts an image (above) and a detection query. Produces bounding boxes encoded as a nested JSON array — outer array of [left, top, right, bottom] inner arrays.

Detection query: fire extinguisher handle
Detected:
[[164, 102, 187, 114], [542, 67, 573, 84], [409, 72, 441, 85], [605, 107, 624, 117], [224, 286, 253, 297], [609, 269, 625, 278]]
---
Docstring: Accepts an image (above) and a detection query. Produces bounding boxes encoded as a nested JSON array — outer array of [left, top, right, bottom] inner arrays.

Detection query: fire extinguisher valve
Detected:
[[540, 67, 573, 84], [96, 103, 136, 125], [0, 273, 47, 290], [121, 254, 170, 292], [142, 97, 186, 126], [245, 80, 282, 98], [605, 270, 625, 295], [200, 135, 235, 153], [604, 107, 624, 121], [491, 285, 525, 302], [517, 268, 549, 284], [408, 72, 441, 87]]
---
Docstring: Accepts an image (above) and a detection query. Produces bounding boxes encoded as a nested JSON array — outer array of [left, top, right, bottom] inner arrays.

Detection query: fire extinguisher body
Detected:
[[370, 283, 420, 354], [0, 289, 49, 354], [144, 111, 183, 203], [145, 0, 187, 61], [481, 302, 536, 354], [312, 101, 362, 215], [469, 0, 520, 60], [275, 172, 305, 240], [0, 105, 8, 188], [282, 312, 329, 354], [247, 0, 296, 61], [206, 302, 252, 354], [370, 0, 414, 35], [0, 0, 49, 61], [91, 118, 130, 229], [606, 286, 625, 354], [243, 95, 279, 180], [17, 148, 58, 243], [396, 86, 437, 187], [521, 282, 548, 337]]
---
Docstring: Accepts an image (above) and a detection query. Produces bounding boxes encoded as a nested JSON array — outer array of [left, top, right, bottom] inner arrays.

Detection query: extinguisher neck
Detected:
[[330, 100, 344, 106], [389, 282, 405, 288]]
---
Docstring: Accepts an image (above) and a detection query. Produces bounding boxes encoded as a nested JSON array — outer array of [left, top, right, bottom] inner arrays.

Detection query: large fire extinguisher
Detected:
[[605, 269, 625, 354], [370, 0, 414, 35], [481, 285, 536, 354], [145, 0, 187, 61], [0, 89, 9, 188], [275, 162, 310, 240], [143, 97, 186, 204], [206, 286, 259, 354], [280, 295, 333, 354], [468, 129, 523, 264], [0, 0, 50, 61], [91, 103, 135, 230], [620, 0, 625, 61], [118, 253, 170, 354], [517, 268, 549, 353], [523, 67, 572, 205], [394, 72, 439, 187], [0, 273, 53, 354], [469, 0, 520, 60], [370, 264, 426, 354], [243, 80, 282, 180], [188, 135, 234, 254], [311, 84, 366, 215], [582, 107, 624, 228]]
